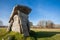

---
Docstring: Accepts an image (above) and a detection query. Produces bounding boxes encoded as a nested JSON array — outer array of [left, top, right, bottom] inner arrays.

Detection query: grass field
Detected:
[[0, 28, 60, 40], [31, 28, 60, 32], [30, 28, 60, 40]]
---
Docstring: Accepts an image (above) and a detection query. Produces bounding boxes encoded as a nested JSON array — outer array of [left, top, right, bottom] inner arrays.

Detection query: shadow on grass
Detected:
[[30, 30, 60, 40]]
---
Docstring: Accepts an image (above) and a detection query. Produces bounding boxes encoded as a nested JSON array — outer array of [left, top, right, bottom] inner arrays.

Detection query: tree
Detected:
[[37, 20, 54, 28], [0, 20, 3, 26], [37, 20, 47, 28], [46, 20, 54, 28], [29, 22, 33, 27]]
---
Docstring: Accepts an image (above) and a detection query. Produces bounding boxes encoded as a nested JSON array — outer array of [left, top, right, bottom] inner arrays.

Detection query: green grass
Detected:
[[0, 28, 60, 40], [30, 31, 60, 40]]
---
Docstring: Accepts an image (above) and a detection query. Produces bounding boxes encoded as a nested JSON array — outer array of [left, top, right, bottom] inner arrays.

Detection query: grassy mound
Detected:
[[0, 28, 60, 40], [0, 28, 35, 40], [3, 31, 35, 40]]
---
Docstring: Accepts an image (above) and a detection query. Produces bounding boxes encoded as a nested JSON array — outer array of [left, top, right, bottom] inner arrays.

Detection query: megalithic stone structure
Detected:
[[7, 5, 31, 36]]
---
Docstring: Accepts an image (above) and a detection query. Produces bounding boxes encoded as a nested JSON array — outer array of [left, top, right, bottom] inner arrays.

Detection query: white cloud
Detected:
[[35, 6, 60, 24], [0, 17, 8, 26]]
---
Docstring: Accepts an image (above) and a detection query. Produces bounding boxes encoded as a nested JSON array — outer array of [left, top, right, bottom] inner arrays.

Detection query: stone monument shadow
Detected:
[[30, 30, 60, 40]]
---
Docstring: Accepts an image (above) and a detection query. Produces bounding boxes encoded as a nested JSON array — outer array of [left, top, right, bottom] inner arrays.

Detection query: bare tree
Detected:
[[0, 20, 3, 26], [37, 20, 54, 28], [46, 20, 54, 28], [29, 22, 33, 27], [37, 20, 47, 28]]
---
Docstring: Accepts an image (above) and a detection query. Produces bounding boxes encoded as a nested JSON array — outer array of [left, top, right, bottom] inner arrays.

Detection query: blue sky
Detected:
[[0, 0, 60, 25]]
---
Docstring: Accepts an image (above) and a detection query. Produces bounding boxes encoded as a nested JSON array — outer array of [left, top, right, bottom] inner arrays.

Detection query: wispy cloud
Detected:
[[35, 5, 60, 24]]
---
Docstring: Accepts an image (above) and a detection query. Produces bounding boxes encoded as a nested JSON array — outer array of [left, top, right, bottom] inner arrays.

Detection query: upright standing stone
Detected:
[[7, 20, 13, 31], [7, 5, 31, 36]]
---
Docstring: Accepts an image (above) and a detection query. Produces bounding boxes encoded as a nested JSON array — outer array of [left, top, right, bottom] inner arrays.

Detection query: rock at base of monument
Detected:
[[23, 29, 30, 37], [24, 34, 30, 37], [7, 28, 11, 32], [12, 26, 21, 33]]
